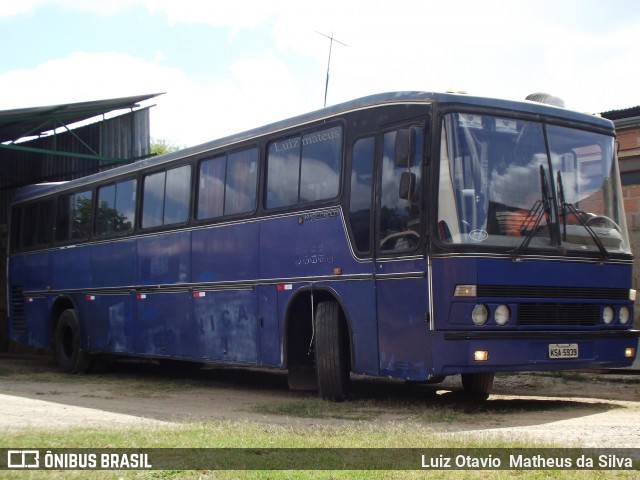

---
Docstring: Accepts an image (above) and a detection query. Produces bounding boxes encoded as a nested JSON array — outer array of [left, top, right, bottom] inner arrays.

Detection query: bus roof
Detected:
[[11, 90, 614, 204]]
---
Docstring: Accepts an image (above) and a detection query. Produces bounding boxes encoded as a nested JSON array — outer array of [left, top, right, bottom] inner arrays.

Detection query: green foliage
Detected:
[[150, 138, 182, 157]]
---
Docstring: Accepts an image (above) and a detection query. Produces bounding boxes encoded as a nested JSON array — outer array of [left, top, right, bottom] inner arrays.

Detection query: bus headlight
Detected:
[[494, 304, 510, 325], [603, 306, 614, 325], [472, 304, 488, 326], [619, 306, 631, 325]]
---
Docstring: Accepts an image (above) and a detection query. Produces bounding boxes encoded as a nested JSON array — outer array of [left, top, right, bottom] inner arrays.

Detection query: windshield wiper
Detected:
[[511, 165, 553, 258], [557, 171, 609, 260]]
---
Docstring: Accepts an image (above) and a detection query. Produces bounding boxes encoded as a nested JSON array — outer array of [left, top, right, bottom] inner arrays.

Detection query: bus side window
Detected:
[[349, 137, 374, 253], [224, 148, 258, 215], [266, 126, 343, 209], [20, 200, 53, 248], [142, 165, 191, 228], [300, 126, 342, 203], [96, 179, 136, 236], [197, 156, 226, 220], [266, 136, 301, 208], [142, 171, 166, 228], [55, 190, 92, 242]]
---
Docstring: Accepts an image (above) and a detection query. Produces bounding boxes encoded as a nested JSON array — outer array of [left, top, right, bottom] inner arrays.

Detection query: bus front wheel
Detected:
[[314, 301, 350, 402], [54, 309, 91, 374], [461, 372, 494, 400]]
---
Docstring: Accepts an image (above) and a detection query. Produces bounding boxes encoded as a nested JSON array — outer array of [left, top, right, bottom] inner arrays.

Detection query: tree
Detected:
[[150, 138, 182, 156]]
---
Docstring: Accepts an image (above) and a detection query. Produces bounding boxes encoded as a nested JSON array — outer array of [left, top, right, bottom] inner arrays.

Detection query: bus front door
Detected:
[[375, 126, 431, 381]]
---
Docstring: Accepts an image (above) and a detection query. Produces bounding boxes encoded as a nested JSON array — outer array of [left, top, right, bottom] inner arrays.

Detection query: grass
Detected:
[[2, 422, 638, 479], [251, 393, 613, 426], [528, 370, 640, 385], [1, 358, 638, 478]]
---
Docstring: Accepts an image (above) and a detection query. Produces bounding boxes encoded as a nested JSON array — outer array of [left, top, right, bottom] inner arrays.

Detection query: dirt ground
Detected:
[[1, 353, 639, 448]]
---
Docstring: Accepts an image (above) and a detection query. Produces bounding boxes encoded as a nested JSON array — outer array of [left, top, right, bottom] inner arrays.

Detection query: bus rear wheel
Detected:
[[461, 372, 494, 400], [54, 309, 91, 374], [314, 301, 350, 402]]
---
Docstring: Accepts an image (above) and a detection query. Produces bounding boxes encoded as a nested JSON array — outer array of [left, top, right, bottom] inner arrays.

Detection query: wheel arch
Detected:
[[282, 285, 353, 371], [50, 296, 79, 348]]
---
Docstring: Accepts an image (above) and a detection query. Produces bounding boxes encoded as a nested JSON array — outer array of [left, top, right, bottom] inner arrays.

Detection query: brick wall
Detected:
[[619, 119, 640, 329], [622, 183, 640, 329]]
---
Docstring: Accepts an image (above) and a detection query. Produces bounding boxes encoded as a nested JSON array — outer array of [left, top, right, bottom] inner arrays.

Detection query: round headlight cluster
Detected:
[[602, 306, 632, 325], [619, 306, 631, 325], [602, 306, 615, 325], [494, 305, 510, 325], [472, 305, 488, 325], [472, 304, 510, 326]]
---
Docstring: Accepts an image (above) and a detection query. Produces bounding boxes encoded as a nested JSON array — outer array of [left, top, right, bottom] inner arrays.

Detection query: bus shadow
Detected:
[[0, 354, 626, 429], [340, 375, 621, 428]]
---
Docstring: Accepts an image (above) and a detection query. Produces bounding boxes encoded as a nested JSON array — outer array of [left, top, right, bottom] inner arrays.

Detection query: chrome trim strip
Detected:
[[24, 272, 378, 297], [431, 252, 633, 265]]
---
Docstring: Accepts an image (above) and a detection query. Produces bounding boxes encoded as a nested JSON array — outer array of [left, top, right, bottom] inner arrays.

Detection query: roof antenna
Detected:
[[316, 31, 348, 107]]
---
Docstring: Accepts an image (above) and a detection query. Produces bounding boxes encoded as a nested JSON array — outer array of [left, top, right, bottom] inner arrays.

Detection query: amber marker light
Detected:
[[625, 348, 636, 358], [454, 285, 477, 297], [474, 350, 489, 362]]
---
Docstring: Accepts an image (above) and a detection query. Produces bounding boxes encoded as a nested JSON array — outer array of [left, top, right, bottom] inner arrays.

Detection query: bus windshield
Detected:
[[437, 112, 631, 256]]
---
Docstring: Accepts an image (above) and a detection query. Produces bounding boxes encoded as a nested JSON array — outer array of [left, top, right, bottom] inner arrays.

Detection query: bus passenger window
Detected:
[[349, 137, 374, 253], [142, 166, 190, 228], [266, 126, 343, 208], [96, 179, 136, 236], [142, 171, 165, 228], [266, 136, 301, 208], [300, 126, 342, 203], [197, 156, 226, 220], [19, 201, 53, 248], [224, 149, 257, 215], [164, 165, 191, 224], [56, 190, 92, 242]]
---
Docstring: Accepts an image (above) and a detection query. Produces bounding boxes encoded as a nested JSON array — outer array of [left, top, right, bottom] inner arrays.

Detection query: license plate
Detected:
[[549, 343, 579, 359]]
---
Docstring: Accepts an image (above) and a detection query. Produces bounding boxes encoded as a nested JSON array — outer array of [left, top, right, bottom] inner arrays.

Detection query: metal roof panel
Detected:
[[0, 93, 163, 143]]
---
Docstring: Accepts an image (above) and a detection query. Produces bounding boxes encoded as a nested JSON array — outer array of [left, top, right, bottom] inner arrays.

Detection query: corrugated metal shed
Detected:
[[0, 94, 160, 345], [600, 105, 640, 121], [0, 94, 161, 224], [0, 93, 161, 143]]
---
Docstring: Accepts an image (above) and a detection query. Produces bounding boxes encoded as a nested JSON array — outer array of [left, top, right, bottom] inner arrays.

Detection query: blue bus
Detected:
[[7, 91, 638, 401]]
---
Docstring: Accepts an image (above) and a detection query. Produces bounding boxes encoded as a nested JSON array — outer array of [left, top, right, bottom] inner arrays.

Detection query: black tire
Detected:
[[461, 372, 494, 400], [54, 309, 91, 374], [314, 301, 350, 402]]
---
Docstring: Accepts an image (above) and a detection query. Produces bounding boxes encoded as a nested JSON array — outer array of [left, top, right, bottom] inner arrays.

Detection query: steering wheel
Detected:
[[380, 230, 420, 250], [585, 214, 622, 232]]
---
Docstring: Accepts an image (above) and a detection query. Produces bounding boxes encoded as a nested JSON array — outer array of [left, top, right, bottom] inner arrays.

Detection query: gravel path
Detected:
[[1, 354, 639, 449]]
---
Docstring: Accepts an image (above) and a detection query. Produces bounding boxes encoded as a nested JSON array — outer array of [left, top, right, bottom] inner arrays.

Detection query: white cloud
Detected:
[[140, 0, 281, 27], [0, 0, 139, 17], [0, 1, 36, 16], [0, 47, 321, 147], [1, 52, 168, 109], [2, 0, 640, 150]]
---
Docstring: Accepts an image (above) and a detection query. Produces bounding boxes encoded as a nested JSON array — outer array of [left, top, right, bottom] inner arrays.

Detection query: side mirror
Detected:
[[399, 171, 416, 200], [395, 128, 415, 167]]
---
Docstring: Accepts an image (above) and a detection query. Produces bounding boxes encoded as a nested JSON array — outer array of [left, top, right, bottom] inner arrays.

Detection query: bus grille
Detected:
[[518, 303, 600, 326], [478, 285, 628, 300], [9, 286, 27, 333]]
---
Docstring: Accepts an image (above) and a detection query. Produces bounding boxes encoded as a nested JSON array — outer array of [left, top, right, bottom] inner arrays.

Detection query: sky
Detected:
[[1, 0, 640, 148]]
